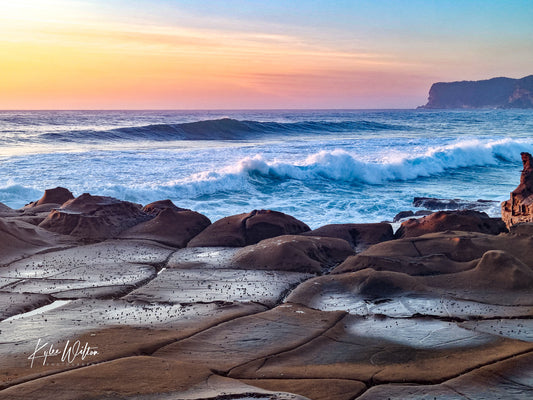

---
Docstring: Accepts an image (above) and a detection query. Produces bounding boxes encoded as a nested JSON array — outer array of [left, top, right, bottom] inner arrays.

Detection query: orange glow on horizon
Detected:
[[0, 1, 429, 109]]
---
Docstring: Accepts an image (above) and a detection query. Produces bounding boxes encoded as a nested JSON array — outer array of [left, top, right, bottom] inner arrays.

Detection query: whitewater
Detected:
[[1, 109, 532, 228]]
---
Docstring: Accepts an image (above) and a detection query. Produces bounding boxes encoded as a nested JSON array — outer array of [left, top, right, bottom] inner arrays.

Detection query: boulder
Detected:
[[120, 207, 211, 247], [21, 204, 61, 215], [142, 199, 187, 215], [396, 210, 507, 238], [187, 209, 310, 247], [302, 223, 394, 251], [415, 210, 433, 217], [38, 193, 151, 241], [393, 210, 414, 222], [393, 210, 434, 222], [232, 235, 355, 273], [413, 197, 498, 211], [502, 152, 533, 228], [21, 187, 75, 217], [25, 187, 74, 209]]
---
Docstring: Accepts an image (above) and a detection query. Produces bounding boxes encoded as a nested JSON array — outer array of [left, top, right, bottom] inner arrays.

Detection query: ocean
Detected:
[[1, 109, 532, 228]]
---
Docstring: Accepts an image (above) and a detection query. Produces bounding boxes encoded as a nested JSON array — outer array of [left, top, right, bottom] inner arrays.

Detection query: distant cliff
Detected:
[[419, 75, 533, 109]]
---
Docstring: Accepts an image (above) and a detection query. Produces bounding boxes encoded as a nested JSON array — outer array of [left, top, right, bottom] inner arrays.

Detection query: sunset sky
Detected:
[[1, 0, 532, 109]]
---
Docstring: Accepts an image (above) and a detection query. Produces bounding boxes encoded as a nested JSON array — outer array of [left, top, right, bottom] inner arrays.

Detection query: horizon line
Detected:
[[0, 107, 420, 112]]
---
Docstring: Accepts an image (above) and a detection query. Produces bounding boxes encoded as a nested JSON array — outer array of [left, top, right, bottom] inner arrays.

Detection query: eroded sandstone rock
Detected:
[[25, 187, 74, 209], [301, 223, 394, 252], [120, 207, 211, 247], [0, 202, 17, 217], [227, 313, 532, 384], [0, 217, 72, 265], [240, 378, 366, 400], [124, 268, 312, 306], [232, 235, 354, 274], [2, 187, 533, 398], [38, 193, 151, 241], [187, 209, 310, 247], [142, 199, 187, 215], [358, 352, 533, 399], [0, 299, 265, 389], [0, 292, 53, 321], [1, 240, 172, 298], [153, 304, 345, 371], [502, 152, 533, 228], [396, 210, 507, 238], [509, 221, 533, 236]]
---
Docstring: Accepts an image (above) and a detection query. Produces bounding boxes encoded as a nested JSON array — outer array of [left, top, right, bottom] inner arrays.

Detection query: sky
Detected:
[[1, 0, 532, 109]]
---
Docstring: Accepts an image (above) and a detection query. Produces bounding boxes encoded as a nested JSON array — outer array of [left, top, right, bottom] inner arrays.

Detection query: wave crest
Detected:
[[39, 118, 405, 142], [169, 139, 532, 195]]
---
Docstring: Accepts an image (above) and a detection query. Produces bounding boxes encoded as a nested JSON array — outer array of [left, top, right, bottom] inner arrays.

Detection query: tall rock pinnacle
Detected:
[[501, 152, 533, 228]]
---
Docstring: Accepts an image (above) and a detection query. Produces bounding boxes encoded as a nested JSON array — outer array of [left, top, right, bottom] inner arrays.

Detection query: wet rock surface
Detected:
[[0, 292, 53, 321], [1, 188, 532, 399], [358, 352, 533, 399], [0, 299, 264, 389], [240, 378, 366, 400], [228, 314, 532, 384], [124, 268, 312, 306], [153, 304, 346, 371], [0, 240, 173, 299], [0, 356, 310, 400]]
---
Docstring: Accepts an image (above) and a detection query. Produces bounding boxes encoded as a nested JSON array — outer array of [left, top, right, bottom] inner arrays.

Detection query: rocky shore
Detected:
[[1, 155, 533, 399]]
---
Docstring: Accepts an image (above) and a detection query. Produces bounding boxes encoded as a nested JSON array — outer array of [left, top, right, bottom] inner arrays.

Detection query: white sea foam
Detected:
[[166, 139, 532, 193]]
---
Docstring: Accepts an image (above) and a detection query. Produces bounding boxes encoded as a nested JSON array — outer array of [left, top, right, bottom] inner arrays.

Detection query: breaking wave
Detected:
[[2, 138, 530, 209], [166, 138, 532, 194]]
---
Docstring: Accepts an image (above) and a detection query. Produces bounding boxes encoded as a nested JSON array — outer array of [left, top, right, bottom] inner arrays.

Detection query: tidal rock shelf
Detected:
[[0, 165, 533, 399]]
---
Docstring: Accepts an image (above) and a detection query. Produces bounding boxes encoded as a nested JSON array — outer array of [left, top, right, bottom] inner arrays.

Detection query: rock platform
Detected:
[[0, 186, 532, 399]]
